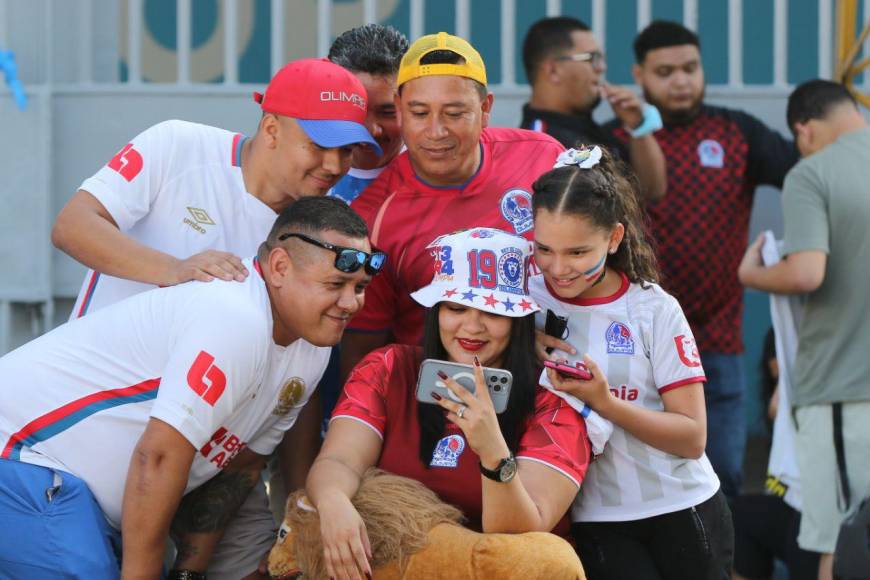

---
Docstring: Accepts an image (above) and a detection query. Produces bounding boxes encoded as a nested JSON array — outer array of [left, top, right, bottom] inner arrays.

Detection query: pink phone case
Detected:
[[544, 360, 592, 380]]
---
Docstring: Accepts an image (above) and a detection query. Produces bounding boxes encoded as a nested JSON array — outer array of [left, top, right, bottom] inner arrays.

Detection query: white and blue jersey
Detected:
[[71, 120, 277, 319], [0, 259, 328, 528], [531, 272, 719, 522], [327, 166, 385, 204]]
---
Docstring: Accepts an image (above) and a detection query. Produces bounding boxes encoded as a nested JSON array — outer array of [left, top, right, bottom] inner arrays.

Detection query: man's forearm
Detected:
[[52, 191, 180, 286], [628, 136, 667, 202], [122, 444, 193, 579], [170, 461, 264, 571]]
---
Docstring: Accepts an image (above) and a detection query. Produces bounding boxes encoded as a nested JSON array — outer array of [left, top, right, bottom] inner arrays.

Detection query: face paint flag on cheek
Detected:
[[583, 254, 607, 282]]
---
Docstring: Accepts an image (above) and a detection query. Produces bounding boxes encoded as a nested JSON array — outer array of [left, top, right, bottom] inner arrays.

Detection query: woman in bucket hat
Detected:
[[306, 227, 594, 579]]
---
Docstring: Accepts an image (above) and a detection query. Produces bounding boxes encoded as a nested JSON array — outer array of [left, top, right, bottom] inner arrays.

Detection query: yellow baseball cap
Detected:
[[397, 32, 487, 88]]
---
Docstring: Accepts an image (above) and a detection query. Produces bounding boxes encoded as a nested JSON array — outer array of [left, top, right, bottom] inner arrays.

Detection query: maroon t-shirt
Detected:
[[610, 105, 797, 353]]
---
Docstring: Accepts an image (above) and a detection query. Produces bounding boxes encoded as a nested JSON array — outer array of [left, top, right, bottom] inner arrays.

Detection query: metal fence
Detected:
[[7, 0, 867, 89]]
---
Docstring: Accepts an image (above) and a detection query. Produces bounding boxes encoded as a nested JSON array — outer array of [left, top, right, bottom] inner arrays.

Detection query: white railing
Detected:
[[0, 0, 851, 92], [101, 0, 850, 91]]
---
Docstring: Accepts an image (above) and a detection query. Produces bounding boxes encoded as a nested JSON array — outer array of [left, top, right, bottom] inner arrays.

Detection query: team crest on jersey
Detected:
[[430, 434, 466, 468], [697, 139, 724, 168], [606, 322, 635, 355], [499, 189, 533, 234], [273, 377, 306, 415], [674, 335, 702, 367], [497, 248, 524, 294]]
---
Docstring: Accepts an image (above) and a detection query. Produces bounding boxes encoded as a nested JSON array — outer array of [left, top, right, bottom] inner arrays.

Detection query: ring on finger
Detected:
[[457, 405, 466, 419]]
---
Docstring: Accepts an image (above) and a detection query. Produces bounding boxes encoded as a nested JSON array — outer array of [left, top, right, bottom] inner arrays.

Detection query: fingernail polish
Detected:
[[436, 370, 449, 380], [473, 356, 481, 367], [431, 392, 442, 401]]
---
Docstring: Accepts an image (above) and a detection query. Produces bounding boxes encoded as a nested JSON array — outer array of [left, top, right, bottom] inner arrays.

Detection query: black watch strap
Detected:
[[167, 570, 207, 580], [479, 453, 516, 482]]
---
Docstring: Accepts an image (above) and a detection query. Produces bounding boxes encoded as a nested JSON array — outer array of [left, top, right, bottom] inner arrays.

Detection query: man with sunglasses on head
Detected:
[[521, 16, 666, 200], [49, 59, 379, 580], [0, 197, 384, 579]]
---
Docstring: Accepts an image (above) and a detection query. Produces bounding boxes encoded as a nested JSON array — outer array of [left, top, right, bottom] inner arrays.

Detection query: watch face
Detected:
[[500, 458, 518, 482]]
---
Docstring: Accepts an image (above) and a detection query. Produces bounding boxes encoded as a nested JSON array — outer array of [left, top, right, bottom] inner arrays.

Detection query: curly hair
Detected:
[[328, 24, 409, 76], [532, 146, 659, 285]]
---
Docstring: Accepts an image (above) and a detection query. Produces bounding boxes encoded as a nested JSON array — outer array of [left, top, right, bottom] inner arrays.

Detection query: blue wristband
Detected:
[[627, 103, 662, 138]]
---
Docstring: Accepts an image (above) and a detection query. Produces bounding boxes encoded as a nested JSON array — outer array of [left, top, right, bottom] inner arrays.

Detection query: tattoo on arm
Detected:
[[171, 469, 260, 535]]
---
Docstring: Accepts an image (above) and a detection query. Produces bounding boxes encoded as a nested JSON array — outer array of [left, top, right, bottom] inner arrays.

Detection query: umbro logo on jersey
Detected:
[[184, 207, 216, 234]]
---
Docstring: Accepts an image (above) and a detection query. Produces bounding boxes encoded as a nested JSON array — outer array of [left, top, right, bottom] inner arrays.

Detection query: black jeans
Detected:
[[572, 490, 734, 580]]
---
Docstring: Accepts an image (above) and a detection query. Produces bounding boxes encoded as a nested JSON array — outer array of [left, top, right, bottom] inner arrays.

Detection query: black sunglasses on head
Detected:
[[278, 232, 386, 276]]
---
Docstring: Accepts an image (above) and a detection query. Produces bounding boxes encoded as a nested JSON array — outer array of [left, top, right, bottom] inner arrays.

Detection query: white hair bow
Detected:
[[553, 146, 602, 169]]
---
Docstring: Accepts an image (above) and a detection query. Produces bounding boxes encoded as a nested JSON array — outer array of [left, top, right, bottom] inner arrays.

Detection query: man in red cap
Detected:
[[53, 58, 378, 319], [50, 58, 378, 580]]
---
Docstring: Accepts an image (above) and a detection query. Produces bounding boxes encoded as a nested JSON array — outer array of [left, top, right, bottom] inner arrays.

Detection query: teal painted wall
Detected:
[[126, 0, 832, 86]]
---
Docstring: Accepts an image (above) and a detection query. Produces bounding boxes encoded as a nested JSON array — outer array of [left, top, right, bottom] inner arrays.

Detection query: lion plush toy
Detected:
[[268, 468, 585, 579]]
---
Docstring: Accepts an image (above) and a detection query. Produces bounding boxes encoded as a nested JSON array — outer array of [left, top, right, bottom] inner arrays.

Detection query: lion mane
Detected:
[[280, 468, 464, 579]]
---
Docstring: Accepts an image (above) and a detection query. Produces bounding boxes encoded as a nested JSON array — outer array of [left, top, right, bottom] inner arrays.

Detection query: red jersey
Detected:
[[332, 344, 590, 531], [349, 127, 564, 345]]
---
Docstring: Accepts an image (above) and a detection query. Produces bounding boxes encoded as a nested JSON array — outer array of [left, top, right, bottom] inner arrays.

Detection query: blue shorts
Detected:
[[0, 459, 121, 579]]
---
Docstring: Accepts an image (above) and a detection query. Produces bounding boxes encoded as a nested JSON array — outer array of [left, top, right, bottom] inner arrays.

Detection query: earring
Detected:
[[608, 248, 616, 254]]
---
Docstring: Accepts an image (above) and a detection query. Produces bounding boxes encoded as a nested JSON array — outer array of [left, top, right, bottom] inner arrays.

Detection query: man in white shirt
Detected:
[[53, 57, 379, 318], [0, 197, 383, 579], [50, 57, 379, 578]]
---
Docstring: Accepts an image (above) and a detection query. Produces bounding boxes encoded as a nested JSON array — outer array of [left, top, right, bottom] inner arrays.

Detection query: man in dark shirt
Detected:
[[609, 20, 799, 498], [521, 16, 666, 201]]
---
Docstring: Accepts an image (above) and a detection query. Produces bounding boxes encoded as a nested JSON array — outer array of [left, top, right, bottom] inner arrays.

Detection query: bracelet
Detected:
[[627, 103, 663, 138], [167, 570, 207, 580]]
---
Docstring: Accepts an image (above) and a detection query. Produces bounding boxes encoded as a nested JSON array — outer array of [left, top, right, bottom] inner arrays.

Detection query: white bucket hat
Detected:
[[411, 228, 540, 317]]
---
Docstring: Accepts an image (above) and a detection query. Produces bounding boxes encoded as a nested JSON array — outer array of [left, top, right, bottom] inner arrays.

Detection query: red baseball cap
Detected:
[[253, 58, 381, 155]]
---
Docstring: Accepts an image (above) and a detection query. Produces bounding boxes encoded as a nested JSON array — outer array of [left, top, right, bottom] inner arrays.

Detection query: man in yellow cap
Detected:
[[340, 32, 565, 376]]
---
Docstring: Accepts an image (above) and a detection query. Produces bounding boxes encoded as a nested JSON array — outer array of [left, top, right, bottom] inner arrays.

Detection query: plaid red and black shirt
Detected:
[[609, 105, 798, 353]]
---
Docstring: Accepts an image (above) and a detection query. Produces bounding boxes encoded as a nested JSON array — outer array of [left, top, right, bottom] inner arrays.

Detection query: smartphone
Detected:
[[544, 360, 593, 381], [544, 309, 569, 354], [416, 359, 512, 414]]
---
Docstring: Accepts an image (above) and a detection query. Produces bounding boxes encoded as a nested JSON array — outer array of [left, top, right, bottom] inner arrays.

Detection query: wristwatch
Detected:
[[479, 453, 517, 483]]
